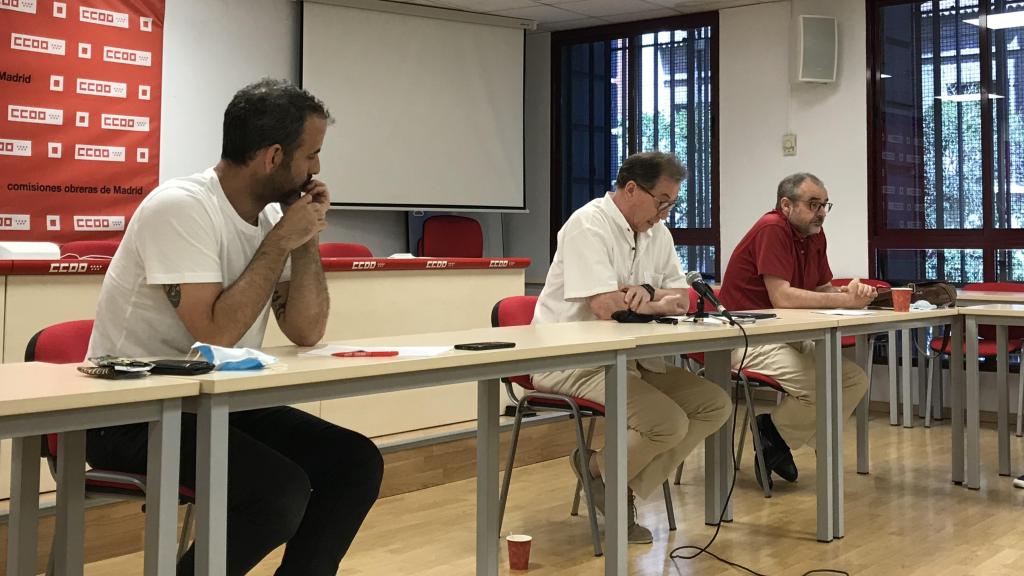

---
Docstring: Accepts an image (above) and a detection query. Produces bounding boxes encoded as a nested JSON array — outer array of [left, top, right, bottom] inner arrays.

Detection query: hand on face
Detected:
[[273, 193, 328, 251]]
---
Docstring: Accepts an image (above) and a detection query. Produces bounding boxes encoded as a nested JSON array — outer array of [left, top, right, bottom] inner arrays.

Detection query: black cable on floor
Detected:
[[668, 321, 850, 576]]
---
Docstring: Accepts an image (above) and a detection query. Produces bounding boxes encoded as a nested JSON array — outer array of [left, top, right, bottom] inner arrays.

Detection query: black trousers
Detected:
[[86, 406, 384, 576]]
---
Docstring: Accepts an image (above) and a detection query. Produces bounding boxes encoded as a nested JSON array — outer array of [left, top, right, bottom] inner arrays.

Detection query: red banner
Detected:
[[0, 0, 164, 242]]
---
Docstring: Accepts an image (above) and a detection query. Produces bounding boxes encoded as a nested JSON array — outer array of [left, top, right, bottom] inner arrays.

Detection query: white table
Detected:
[[0, 362, 197, 576], [185, 323, 637, 576], [957, 304, 1024, 488]]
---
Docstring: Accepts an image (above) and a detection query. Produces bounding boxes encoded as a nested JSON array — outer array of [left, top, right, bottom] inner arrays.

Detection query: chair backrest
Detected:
[[319, 242, 373, 258], [491, 296, 538, 389], [420, 215, 483, 258], [25, 320, 95, 459], [964, 282, 1024, 339], [60, 240, 119, 260]]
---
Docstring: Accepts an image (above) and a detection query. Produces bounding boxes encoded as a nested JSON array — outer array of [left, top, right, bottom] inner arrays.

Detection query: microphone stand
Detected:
[[690, 294, 708, 323]]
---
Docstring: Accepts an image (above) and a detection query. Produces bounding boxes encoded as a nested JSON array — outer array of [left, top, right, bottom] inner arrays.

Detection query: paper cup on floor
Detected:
[[507, 534, 532, 571], [891, 287, 912, 312]]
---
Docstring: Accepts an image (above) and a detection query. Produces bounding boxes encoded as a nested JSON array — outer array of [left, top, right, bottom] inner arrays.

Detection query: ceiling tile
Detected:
[[599, 7, 681, 23], [538, 16, 608, 31], [554, 0, 664, 18], [492, 3, 586, 22], [434, 0, 539, 11]]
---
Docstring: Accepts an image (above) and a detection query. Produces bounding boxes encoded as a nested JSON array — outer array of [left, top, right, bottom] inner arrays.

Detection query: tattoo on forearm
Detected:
[[164, 284, 181, 308], [271, 289, 286, 320]]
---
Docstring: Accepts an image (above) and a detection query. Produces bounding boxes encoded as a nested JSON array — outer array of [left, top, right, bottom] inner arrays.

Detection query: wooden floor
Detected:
[[83, 414, 1024, 575]]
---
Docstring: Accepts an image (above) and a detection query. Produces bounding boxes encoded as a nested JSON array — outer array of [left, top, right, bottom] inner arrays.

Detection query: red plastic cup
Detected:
[[507, 534, 532, 571], [891, 287, 912, 312]]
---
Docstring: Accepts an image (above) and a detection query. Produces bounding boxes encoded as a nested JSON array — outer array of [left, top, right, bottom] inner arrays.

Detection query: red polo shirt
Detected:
[[720, 209, 832, 311]]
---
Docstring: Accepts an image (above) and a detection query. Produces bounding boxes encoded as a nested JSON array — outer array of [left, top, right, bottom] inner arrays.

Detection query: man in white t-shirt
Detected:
[[86, 79, 383, 576], [533, 152, 730, 544]]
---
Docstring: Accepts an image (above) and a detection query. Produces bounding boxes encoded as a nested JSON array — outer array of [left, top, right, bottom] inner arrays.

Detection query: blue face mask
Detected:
[[191, 343, 278, 371]]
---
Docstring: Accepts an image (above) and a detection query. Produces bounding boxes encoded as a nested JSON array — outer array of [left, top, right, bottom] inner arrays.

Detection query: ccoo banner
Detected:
[[0, 0, 164, 243]]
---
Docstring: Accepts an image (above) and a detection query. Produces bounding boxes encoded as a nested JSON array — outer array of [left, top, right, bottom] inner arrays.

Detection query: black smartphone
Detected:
[[454, 341, 516, 351], [150, 359, 215, 375]]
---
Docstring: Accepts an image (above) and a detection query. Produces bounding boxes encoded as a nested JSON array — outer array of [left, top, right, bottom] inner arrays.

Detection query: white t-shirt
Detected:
[[534, 192, 688, 325], [88, 167, 291, 358]]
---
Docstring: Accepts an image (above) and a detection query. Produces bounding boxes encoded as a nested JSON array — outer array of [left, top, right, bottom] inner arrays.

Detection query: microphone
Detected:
[[685, 271, 735, 325]]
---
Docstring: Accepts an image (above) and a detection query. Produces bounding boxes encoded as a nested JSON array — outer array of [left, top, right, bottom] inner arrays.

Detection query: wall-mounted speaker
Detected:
[[796, 15, 837, 83]]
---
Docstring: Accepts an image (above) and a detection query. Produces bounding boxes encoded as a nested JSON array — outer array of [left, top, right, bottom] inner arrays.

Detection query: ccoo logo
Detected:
[[79, 6, 129, 28], [101, 114, 149, 132], [103, 46, 151, 67], [11, 33, 65, 55], [0, 214, 31, 231], [8, 105, 63, 125], [73, 215, 125, 231], [76, 78, 127, 98], [74, 144, 126, 162], [0, 139, 31, 157], [351, 261, 377, 270], [48, 262, 91, 273], [1, 0, 38, 15]]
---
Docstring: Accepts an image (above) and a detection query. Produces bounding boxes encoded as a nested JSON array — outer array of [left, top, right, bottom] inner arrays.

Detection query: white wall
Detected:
[[160, 0, 466, 259], [504, 32, 552, 283], [719, 0, 869, 278]]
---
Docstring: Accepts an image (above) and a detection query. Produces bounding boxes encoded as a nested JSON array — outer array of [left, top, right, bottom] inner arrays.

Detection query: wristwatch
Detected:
[[641, 283, 656, 299]]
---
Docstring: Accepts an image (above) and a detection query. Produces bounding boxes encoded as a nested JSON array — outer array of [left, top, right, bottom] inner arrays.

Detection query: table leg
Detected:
[[917, 328, 928, 420], [996, 325, 1011, 476], [604, 352, 628, 576], [902, 329, 913, 428], [854, 334, 869, 475], [54, 431, 86, 576], [815, 333, 835, 543], [888, 331, 899, 426], [950, 317, 965, 485], [703, 350, 733, 526], [8, 435, 41, 576], [477, 379, 500, 576], [196, 395, 230, 576], [966, 317, 981, 490], [145, 399, 183, 576]]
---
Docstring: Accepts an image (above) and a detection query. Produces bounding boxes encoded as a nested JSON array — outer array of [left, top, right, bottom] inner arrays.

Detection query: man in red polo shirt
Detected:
[[719, 173, 875, 489]]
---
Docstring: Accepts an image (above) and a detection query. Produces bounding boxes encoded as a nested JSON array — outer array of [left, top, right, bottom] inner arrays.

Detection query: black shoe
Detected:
[[755, 414, 798, 483], [753, 453, 774, 490]]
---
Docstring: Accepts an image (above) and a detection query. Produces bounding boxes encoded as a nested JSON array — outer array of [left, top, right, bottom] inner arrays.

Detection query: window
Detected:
[[869, 0, 1024, 285], [551, 13, 720, 279]]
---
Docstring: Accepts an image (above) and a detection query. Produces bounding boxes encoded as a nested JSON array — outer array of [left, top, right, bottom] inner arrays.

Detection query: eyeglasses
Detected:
[[636, 184, 675, 213], [792, 199, 834, 213]]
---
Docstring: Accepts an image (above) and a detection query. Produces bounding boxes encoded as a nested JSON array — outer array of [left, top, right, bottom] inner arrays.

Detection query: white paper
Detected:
[[302, 344, 453, 357], [811, 310, 877, 316]]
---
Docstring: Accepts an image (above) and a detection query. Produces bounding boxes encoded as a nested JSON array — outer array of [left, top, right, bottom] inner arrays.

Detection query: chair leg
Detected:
[[741, 379, 771, 497], [1017, 360, 1024, 437], [498, 398, 528, 534], [673, 461, 684, 485], [178, 503, 195, 562], [662, 480, 676, 531], [570, 413, 602, 557], [735, 398, 751, 470], [571, 417, 597, 517]]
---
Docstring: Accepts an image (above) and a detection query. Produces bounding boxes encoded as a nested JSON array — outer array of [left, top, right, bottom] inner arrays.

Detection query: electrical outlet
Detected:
[[782, 133, 797, 156]]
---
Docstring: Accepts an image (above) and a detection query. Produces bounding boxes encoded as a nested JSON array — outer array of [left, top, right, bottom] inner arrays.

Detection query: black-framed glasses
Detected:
[[793, 199, 834, 213], [636, 184, 675, 213]]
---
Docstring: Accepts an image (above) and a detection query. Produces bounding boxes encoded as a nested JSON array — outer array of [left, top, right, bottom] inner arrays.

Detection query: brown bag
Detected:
[[871, 281, 957, 309]]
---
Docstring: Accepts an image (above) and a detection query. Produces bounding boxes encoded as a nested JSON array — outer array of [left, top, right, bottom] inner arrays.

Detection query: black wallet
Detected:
[[150, 359, 215, 375]]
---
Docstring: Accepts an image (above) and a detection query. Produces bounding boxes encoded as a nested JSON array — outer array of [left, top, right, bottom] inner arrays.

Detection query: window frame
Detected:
[[549, 12, 721, 278], [867, 0, 1024, 282]]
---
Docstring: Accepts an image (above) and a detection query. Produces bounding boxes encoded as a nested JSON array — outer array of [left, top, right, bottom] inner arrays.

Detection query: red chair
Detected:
[[493, 296, 676, 557], [420, 215, 482, 258], [60, 240, 119, 260], [926, 282, 1024, 432], [318, 242, 372, 258], [25, 320, 196, 570]]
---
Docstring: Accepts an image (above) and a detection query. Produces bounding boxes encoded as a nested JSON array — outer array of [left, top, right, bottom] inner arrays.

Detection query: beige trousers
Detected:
[[532, 362, 731, 498], [731, 341, 869, 448]]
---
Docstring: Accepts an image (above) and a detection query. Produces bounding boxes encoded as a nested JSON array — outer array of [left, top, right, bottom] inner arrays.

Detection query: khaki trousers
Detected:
[[731, 341, 869, 449], [532, 362, 731, 498]]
